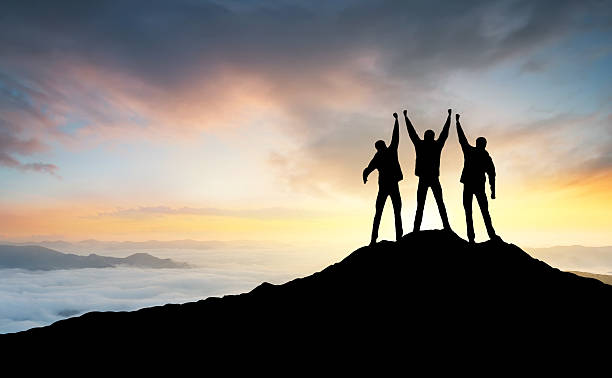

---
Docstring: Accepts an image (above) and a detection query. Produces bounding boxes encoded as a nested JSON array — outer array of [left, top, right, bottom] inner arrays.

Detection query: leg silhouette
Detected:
[[371, 190, 388, 244], [389, 184, 403, 241], [413, 180, 428, 232], [475, 189, 496, 239], [431, 179, 451, 230], [463, 187, 475, 242]]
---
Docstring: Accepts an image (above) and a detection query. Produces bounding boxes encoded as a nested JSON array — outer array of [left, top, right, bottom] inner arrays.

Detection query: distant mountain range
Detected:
[[4, 230, 611, 358], [528, 245, 612, 273], [1, 239, 288, 253], [0, 245, 189, 270]]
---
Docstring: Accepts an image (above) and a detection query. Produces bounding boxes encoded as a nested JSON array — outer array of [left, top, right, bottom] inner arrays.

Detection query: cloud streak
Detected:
[[0, 152, 58, 175], [0, 76, 59, 175]]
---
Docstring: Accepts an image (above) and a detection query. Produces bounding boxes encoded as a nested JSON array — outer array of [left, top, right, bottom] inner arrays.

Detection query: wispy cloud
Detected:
[[0, 152, 58, 175], [0, 76, 58, 175]]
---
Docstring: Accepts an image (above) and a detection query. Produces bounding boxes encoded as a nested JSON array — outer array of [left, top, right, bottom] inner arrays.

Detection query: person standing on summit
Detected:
[[403, 109, 452, 232], [363, 113, 404, 245], [455, 113, 498, 243]]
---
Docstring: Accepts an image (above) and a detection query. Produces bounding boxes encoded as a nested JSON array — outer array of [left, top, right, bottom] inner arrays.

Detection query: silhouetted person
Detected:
[[403, 109, 452, 232], [363, 113, 403, 245], [456, 114, 498, 243]]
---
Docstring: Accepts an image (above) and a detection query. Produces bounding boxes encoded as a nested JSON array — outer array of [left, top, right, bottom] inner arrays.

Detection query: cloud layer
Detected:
[[0, 241, 331, 334], [0, 266, 276, 333], [2, 0, 610, 179]]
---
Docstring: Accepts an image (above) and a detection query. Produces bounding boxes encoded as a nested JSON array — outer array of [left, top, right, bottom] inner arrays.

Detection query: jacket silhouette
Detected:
[[363, 113, 403, 245], [404, 109, 452, 232], [456, 114, 498, 242]]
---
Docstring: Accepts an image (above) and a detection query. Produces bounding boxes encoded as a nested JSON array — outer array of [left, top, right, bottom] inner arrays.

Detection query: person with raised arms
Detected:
[[403, 109, 452, 233], [363, 113, 404, 245]]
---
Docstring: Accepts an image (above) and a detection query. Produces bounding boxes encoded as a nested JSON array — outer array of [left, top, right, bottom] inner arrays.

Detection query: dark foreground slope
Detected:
[[4, 230, 612, 357]]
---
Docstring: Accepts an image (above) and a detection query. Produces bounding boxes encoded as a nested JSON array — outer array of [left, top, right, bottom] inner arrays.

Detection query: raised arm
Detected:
[[487, 155, 496, 199], [437, 109, 451, 146], [389, 113, 399, 150], [363, 156, 376, 184], [403, 110, 420, 146], [456, 114, 470, 152]]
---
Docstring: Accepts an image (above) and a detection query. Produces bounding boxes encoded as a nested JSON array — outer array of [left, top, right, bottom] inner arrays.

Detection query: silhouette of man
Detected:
[[363, 113, 403, 245], [403, 109, 452, 232], [456, 114, 498, 243]]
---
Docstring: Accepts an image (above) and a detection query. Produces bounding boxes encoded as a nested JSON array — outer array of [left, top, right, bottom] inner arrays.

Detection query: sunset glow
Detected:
[[1, 0, 611, 248]]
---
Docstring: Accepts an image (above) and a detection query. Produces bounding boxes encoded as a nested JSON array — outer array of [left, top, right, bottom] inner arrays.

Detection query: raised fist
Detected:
[[393, 112, 398, 119], [448, 109, 452, 114], [456, 114, 460, 120], [403, 110, 407, 116]]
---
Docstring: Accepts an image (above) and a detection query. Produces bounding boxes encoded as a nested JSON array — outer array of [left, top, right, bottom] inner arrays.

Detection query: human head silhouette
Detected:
[[375, 140, 387, 152], [476, 137, 487, 149], [424, 129, 435, 142]]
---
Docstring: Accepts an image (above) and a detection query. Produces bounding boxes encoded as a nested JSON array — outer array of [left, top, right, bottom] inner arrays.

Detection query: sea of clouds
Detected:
[[0, 243, 343, 334], [0, 266, 275, 333]]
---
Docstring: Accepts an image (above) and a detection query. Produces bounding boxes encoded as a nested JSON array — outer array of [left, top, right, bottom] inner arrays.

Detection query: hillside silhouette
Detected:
[[3, 230, 611, 357]]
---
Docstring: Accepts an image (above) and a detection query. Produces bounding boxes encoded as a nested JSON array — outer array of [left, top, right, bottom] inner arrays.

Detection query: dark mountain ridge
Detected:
[[3, 230, 611, 358]]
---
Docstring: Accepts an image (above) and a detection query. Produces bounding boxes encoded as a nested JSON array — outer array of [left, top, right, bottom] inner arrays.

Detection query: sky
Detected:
[[1, 0, 611, 248]]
